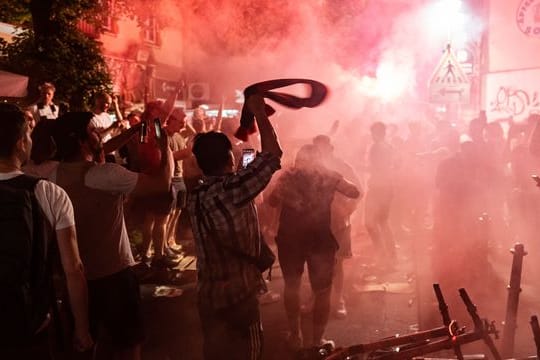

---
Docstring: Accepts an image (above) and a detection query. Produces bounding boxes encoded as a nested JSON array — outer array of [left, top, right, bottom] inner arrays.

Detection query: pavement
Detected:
[[136, 226, 540, 360]]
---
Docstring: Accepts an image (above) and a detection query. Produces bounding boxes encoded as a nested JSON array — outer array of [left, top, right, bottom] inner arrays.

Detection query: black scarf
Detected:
[[235, 79, 328, 141]]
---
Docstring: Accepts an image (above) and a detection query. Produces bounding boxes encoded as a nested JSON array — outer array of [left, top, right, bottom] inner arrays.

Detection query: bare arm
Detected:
[[247, 95, 283, 158], [172, 146, 192, 161], [103, 122, 142, 154], [215, 96, 224, 132], [111, 95, 123, 122], [162, 81, 183, 121], [132, 133, 173, 197], [56, 226, 93, 351], [336, 177, 361, 199]]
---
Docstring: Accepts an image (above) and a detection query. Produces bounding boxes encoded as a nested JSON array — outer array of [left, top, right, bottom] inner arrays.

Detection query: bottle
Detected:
[[139, 121, 148, 143]]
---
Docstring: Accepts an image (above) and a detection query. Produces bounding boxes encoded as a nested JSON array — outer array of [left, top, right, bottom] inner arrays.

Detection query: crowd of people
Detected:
[[2, 80, 540, 360]]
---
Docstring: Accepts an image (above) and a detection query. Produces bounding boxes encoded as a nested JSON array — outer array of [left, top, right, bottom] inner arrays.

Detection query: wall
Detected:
[[484, 0, 540, 120]]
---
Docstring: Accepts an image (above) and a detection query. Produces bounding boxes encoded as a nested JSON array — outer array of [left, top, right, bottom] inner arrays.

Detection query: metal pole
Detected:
[[501, 243, 527, 358]]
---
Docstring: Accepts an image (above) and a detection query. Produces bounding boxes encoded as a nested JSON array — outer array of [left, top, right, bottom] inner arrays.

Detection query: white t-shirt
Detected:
[[0, 171, 74, 230], [91, 112, 115, 142], [31, 103, 59, 121]]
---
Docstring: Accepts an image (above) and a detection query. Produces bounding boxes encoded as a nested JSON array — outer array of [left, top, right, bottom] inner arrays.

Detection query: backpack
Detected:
[[0, 175, 52, 346]]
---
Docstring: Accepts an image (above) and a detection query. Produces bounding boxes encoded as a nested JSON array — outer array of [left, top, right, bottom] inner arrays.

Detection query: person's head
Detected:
[[23, 108, 36, 130], [193, 107, 206, 121], [294, 143, 320, 169], [0, 105, 32, 166], [127, 111, 142, 127], [312, 134, 334, 156], [468, 117, 485, 142], [30, 119, 57, 164], [192, 131, 234, 176], [167, 108, 186, 133], [38, 82, 55, 105], [55, 112, 102, 162], [93, 92, 112, 113], [192, 117, 206, 133], [370, 121, 386, 142], [143, 100, 164, 121]]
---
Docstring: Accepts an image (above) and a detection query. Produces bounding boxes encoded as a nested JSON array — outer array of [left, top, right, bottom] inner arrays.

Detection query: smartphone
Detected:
[[154, 118, 162, 139], [241, 148, 256, 169], [532, 175, 540, 186], [139, 121, 148, 143]]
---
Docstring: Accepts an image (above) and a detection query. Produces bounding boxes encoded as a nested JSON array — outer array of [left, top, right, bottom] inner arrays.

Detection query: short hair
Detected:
[[93, 91, 111, 104], [0, 105, 26, 158], [54, 112, 94, 161], [370, 121, 386, 137], [313, 134, 331, 146], [39, 82, 55, 93], [192, 131, 232, 175]]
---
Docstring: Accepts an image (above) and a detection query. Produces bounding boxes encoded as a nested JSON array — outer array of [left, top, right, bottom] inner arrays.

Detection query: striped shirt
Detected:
[[188, 152, 281, 309]]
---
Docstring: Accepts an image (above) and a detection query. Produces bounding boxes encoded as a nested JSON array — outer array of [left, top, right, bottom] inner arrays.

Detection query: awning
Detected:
[[0, 70, 28, 97]]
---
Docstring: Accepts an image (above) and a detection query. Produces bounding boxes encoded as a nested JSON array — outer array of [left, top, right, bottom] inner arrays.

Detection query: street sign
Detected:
[[429, 45, 471, 104]]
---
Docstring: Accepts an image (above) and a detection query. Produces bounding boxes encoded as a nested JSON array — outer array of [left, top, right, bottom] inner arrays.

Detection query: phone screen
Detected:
[[154, 118, 162, 139], [241, 149, 256, 168]]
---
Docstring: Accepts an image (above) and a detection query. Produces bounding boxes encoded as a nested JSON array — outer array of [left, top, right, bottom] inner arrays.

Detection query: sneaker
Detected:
[[168, 243, 183, 254], [164, 247, 183, 259], [316, 339, 335, 356], [334, 301, 347, 319]]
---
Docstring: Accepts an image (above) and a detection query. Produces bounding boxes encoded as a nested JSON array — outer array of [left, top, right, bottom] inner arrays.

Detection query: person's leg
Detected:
[[151, 214, 168, 260], [307, 250, 336, 346], [198, 295, 262, 360], [139, 213, 154, 259], [332, 225, 352, 318], [333, 258, 346, 317], [379, 192, 396, 260], [277, 243, 305, 349], [166, 208, 181, 248], [364, 190, 383, 262]]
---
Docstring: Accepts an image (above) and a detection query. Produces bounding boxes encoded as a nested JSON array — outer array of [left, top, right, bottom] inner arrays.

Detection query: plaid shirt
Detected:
[[188, 152, 281, 309]]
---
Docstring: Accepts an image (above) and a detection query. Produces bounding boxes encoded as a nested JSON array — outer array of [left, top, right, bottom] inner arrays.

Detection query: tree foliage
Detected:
[[0, 0, 137, 109]]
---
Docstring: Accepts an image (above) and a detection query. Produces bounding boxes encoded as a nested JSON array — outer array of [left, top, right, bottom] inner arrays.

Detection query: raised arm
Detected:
[[111, 95, 124, 122], [103, 122, 142, 154], [162, 81, 183, 121], [246, 94, 282, 158]]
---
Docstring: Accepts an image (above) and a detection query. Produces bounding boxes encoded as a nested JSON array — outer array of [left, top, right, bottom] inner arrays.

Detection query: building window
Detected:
[[143, 16, 159, 45], [102, 0, 116, 33]]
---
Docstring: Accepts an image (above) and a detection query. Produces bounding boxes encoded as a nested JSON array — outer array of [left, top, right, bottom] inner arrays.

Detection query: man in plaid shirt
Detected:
[[188, 95, 282, 360]]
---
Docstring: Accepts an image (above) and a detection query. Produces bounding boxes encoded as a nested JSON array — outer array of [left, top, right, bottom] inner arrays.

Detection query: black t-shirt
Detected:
[[274, 168, 341, 251]]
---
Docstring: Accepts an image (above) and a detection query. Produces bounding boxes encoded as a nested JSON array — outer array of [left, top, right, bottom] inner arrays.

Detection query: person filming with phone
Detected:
[[188, 94, 282, 360]]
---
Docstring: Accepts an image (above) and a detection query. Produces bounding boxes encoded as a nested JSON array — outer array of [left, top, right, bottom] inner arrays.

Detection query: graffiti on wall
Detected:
[[489, 86, 540, 118]]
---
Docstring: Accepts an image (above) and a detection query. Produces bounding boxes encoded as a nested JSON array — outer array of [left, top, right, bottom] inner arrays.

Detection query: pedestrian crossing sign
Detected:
[[429, 45, 471, 104]]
